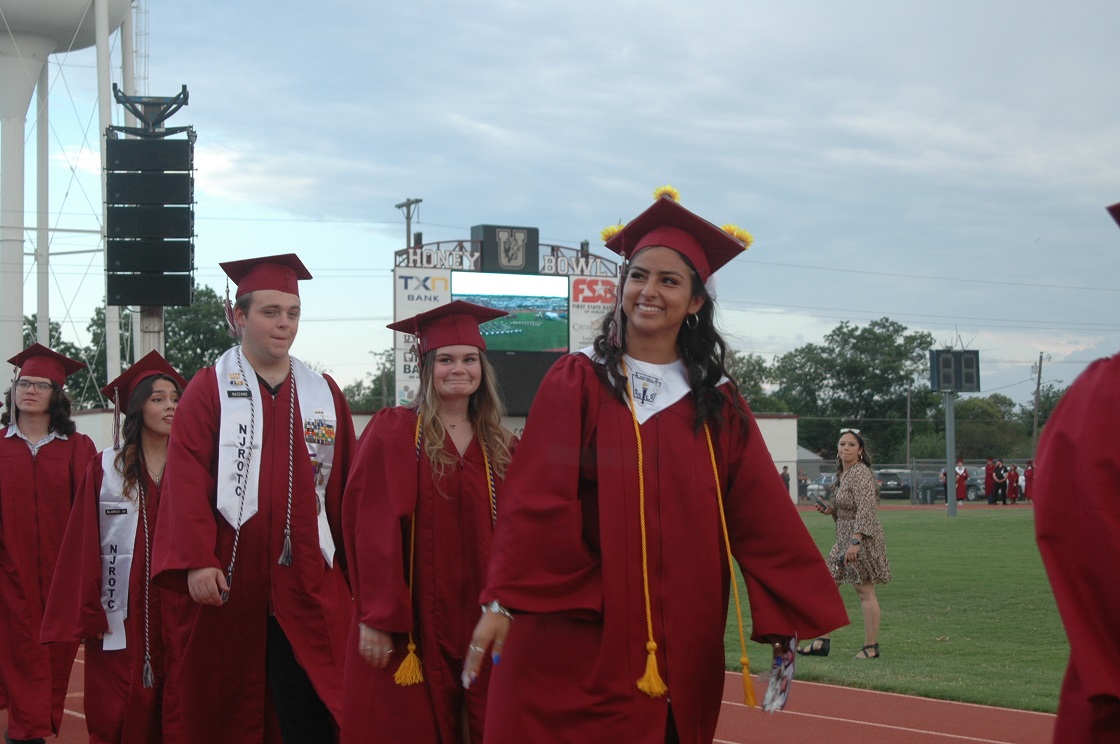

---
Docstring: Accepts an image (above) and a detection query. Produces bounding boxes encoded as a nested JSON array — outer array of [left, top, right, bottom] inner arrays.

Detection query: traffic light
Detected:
[[104, 137, 194, 306]]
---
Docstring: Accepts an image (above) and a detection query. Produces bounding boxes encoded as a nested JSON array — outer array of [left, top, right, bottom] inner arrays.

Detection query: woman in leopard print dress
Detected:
[[798, 428, 890, 659]]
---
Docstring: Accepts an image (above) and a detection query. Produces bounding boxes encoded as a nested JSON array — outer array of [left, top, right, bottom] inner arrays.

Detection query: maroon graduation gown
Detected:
[[341, 407, 498, 744], [0, 429, 96, 740], [40, 454, 189, 744], [481, 354, 848, 744], [1035, 354, 1120, 742], [150, 366, 355, 743]]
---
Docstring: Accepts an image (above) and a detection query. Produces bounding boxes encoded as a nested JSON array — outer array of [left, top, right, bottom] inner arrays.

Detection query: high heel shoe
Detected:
[[855, 643, 880, 659], [796, 637, 830, 657]]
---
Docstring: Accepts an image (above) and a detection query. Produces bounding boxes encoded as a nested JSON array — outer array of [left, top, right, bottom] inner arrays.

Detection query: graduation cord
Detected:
[[703, 425, 756, 708], [621, 360, 668, 699], [394, 415, 426, 686], [139, 471, 155, 688], [278, 358, 296, 567], [482, 440, 497, 527]]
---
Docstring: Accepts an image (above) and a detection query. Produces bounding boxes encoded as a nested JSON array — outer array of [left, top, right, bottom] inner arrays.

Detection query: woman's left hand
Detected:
[[844, 545, 860, 564]]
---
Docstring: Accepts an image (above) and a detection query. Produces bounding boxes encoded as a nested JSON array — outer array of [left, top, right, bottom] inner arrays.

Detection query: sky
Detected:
[[15, 0, 1120, 406]]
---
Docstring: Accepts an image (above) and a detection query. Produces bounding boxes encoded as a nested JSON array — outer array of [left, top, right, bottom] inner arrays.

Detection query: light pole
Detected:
[[395, 198, 422, 247]]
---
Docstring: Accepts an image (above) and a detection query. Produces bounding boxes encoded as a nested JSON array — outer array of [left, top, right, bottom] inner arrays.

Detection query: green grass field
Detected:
[[725, 507, 1067, 712], [481, 310, 568, 352]]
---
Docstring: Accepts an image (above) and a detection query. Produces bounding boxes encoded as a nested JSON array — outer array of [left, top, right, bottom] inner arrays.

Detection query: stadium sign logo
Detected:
[[571, 278, 617, 304], [496, 228, 528, 270]]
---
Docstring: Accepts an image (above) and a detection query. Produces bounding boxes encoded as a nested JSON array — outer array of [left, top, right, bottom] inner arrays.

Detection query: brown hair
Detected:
[[112, 374, 182, 501]]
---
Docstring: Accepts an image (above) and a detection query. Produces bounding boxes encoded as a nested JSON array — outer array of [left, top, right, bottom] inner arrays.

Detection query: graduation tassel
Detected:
[[393, 638, 424, 686], [278, 528, 293, 566], [637, 641, 668, 698], [742, 653, 757, 708], [142, 656, 155, 689]]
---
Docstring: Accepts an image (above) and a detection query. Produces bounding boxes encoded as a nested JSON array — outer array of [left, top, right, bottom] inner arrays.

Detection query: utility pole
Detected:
[[395, 198, 422, 247], [1031, 351, 1044, 459]]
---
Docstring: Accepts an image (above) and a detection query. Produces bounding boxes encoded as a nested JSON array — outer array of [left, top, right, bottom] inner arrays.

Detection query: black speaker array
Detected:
[[105, 138, 195, 306]]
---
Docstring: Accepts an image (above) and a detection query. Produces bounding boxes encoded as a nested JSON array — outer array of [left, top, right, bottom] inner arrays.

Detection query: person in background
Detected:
[[1007, 464, 1021, 504], [954, 458, 969, 502], [992, 458, 1009, 505], [1023, 460, 1035, 503], [0, 344, 97, 744], [151, 254, 356, 743], [41, 351, 189, 744], [464, 189, 847, 743], [781, 465, 791, 496], [799, 428, 890, 660], [984, 457, 996, 504], [342, 301, 515, 743]]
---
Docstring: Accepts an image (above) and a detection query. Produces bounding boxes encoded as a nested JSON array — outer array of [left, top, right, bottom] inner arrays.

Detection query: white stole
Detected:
[[214, 347, 338, 565], [98, 449, 137, 651]]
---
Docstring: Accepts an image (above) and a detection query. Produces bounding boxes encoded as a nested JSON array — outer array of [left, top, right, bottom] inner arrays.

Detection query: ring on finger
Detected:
[[469, 644, 486, 654], [380, 647, 393, 655]]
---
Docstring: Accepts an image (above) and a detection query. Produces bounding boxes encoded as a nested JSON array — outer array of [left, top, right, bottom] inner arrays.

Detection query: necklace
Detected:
[[146, 464, 165, 485], [441, 417, 468, 430]]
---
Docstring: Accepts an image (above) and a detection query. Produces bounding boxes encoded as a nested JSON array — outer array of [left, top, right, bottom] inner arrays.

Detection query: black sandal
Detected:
[[855, 643, 880, 659], [796, 637, 830, 657]]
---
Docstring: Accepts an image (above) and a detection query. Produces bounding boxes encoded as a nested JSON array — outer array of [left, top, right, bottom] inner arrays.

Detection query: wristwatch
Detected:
[[850, 537, 862, 545], [481, 600, 514, 620]]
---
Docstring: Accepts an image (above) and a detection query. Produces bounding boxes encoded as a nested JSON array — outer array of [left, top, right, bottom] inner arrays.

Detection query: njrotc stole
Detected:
[[215, 347, 338, 565], [98, 449, 138, 650]]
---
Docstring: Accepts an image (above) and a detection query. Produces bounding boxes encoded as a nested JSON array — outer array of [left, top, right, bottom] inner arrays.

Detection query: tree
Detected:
[[343, 349, 395, 412], [770, 318, 936, 462], [164, 285, 234, 379], [724, 350, 788, 413]]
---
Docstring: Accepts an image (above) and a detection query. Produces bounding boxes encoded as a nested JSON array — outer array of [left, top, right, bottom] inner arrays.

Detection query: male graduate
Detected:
[[151, 254, 356, 743], [1034, 202, 1120, 742], [1, 345, 97, 744]]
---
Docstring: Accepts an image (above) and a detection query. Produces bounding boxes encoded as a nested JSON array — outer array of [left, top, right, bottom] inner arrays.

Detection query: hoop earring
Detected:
[[686, 313, 699, 329]]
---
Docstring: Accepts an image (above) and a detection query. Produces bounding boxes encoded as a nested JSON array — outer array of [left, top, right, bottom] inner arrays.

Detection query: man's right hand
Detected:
[[187, 567, 229, 606]]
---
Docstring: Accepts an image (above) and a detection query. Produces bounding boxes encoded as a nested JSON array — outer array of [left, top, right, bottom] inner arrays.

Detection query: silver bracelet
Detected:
[[481, 599, 514, 620]]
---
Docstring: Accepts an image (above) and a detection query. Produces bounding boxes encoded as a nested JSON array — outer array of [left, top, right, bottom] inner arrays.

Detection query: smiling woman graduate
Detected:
[[341, 301, 515, 744], [464, 189, 848, 744]]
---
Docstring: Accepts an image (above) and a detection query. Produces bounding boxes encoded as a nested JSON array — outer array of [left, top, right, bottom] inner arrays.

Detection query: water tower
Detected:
[[1, 0, 131, 377]]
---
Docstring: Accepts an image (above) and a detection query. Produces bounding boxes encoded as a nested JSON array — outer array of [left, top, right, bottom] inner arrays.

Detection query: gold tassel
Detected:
[[636, 641, 668, 698], [393, 639, 424, 686], [742, 654, 757, 707]]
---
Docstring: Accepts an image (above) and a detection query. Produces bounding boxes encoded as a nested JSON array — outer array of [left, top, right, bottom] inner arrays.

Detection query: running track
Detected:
[[4, 652, 1054, 743]]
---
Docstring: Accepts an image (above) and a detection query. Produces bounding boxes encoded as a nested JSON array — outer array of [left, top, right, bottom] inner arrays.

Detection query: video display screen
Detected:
[[452, 272, 570, 353]]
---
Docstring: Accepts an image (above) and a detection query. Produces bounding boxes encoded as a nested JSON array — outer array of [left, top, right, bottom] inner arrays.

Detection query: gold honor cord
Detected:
[[622, 361, 668, 698], [393, 415, 425, 686], [704, 424, 756, 707]]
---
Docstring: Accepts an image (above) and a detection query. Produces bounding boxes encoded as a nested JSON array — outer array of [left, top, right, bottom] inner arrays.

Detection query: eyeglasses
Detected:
[[15, 380, 54, 392], [839, 427, 861, 435]]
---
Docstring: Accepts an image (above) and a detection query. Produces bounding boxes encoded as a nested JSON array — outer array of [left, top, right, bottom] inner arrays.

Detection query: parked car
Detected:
[[805, 473, 837, 500], [876, 470, 912, 500]]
